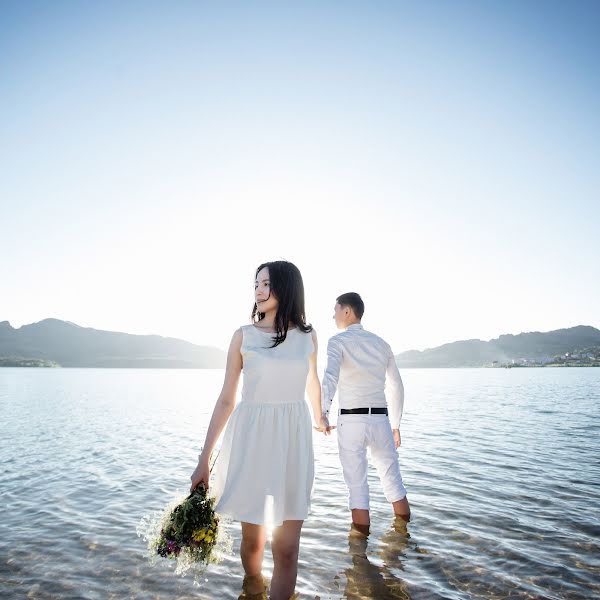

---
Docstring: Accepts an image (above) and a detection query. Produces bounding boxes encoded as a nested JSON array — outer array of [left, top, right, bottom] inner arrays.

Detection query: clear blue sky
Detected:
[[1, 1, 599, 353]]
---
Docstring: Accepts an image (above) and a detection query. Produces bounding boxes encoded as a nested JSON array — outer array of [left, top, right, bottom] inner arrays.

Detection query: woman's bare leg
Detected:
[[270, 520, 303, 600], [241, 522, 267, 594]]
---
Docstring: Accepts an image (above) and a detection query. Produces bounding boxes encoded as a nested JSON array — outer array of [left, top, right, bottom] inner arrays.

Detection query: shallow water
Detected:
[[1, 367, 599, 599]]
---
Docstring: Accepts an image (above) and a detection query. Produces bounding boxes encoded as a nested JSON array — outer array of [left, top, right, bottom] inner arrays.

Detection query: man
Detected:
[[320, 292, 410, 535]]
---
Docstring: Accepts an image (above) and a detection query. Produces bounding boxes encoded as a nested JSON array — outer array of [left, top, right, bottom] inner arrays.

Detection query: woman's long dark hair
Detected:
[[251, 260, 312, 347]]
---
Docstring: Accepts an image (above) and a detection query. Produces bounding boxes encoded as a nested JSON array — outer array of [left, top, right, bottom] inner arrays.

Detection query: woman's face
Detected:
[[255, 267, 278, 313]]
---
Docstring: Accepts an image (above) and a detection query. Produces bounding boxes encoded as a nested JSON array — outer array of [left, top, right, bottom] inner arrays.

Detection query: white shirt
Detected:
[[321, 324, 405, 429]]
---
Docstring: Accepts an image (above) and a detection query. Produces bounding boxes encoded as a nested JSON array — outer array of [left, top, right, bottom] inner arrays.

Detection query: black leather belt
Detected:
[[339, 407, 388, 415]]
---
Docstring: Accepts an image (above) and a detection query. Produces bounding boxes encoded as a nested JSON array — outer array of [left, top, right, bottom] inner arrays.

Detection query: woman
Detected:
[[190, 260, 321, 600]]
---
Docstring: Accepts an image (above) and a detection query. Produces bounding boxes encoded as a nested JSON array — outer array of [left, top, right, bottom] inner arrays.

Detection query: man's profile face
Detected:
[[333, 302, 347, 329]]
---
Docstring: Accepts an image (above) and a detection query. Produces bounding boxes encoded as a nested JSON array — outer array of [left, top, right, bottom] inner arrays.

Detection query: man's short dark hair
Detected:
[[336, 292, 364, 319]]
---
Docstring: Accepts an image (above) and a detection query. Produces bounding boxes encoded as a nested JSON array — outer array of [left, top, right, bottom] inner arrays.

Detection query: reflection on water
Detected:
[[238, 588, 269, 600], [1, 367, 599, 599], [342, 519, 413, 600], [237, 573, 269, 600]]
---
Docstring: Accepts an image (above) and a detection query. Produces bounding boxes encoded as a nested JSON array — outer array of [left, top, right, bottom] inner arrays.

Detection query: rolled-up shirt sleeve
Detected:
[[321, 337, 343, 416], [385, 347, 404, 429]]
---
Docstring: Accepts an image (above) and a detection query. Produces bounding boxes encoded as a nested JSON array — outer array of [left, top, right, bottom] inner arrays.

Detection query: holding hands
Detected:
[[314, 413, 336, 436]]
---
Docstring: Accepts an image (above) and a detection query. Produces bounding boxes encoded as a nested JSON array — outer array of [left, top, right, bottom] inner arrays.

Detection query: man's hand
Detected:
[[392, 428, 401, 449], [314, 414, 336, 435]]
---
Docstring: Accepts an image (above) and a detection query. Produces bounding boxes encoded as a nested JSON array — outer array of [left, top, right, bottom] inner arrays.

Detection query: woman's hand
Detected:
[[314, 414, 336, 435], [190, 455, 210, 492], [392, 428, 401, 449]]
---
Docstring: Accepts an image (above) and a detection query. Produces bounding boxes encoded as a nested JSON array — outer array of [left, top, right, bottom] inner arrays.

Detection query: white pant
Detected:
[[337, 414, 407, 510]]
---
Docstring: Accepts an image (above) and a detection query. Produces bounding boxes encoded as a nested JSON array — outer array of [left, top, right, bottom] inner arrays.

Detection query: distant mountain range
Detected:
[[0, 319, 226, 368], [395, 325, 600, 368], [2, 319, 599, 369]]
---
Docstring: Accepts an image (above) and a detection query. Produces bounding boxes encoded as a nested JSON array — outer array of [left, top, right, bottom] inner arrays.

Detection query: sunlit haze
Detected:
[[1, 1, 599, 354]]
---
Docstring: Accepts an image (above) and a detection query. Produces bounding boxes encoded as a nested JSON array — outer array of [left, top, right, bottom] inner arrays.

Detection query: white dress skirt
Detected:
[[211, 325, 315, 526]]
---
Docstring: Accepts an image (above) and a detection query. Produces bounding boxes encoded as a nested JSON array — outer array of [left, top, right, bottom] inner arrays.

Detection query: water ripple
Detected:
[[1, 367, 599, 598]]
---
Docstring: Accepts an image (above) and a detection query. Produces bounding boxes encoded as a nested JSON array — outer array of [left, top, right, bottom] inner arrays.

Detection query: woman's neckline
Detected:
[[251, 324, 298, 334]]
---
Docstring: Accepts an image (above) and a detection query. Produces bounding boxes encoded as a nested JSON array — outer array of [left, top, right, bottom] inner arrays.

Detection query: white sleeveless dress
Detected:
[[212, 325, 315, 526]]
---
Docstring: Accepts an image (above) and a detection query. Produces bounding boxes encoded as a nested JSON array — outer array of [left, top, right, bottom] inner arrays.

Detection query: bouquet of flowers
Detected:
[[137, 484, 231, 582]]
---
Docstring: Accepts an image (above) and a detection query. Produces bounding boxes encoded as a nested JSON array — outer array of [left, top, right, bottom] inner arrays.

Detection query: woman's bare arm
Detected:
[[190, 328, 243, 490], [306, 329, 322, 425]]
